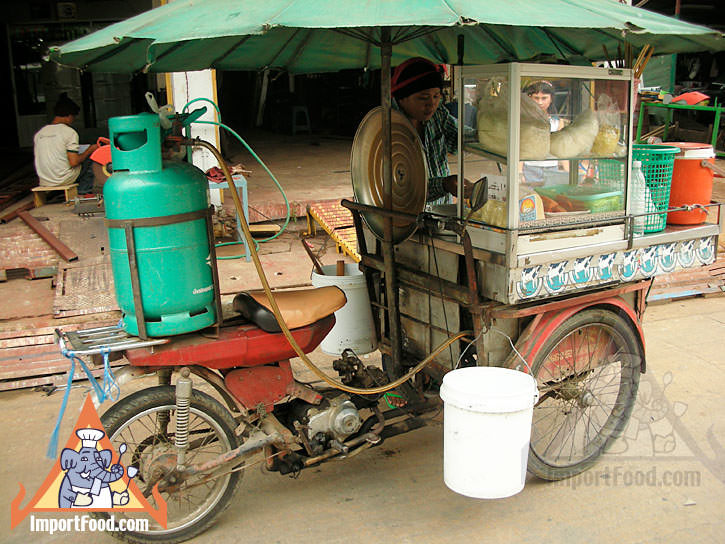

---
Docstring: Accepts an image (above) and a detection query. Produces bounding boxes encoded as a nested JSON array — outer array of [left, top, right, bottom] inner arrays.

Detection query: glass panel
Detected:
[[462, 74, 509, 159], [463, 69, 629, 230], [519, 77, 629, 229], [463, 74, 514, 228]]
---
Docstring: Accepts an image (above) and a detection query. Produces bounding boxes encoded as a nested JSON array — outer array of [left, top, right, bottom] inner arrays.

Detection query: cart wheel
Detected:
[[98, 386, 241, 544], [527, 308, 641, 481]]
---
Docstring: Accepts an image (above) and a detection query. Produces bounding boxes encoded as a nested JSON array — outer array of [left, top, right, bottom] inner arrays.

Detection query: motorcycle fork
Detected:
[[162, 367, 282, 492], [174, 367, 193, 469]]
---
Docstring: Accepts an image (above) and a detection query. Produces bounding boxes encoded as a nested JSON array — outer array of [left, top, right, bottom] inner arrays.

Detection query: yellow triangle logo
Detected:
[[11, 394, 167, 529]]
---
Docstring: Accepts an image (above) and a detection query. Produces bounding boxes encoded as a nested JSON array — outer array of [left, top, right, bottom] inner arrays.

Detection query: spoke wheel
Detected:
[[527, 309, 642, 481], [99, 386, 241, 544]]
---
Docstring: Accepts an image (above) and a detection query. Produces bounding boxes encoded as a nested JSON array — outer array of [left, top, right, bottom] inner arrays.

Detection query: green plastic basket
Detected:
[[596, 159, 626, 208], [631, 144, 679, 233], [597, 159, 626, 189]]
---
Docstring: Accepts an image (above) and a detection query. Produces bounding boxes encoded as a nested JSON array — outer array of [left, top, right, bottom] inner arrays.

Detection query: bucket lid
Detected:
[[662, 142, 715, 159], [440, 367, 538, 413]]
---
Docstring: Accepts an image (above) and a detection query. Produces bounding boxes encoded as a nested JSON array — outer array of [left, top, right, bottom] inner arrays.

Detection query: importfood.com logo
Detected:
[[10, 395, 166, 535], [29, 514, 148, 536], [554, 465, 702, 490], [559, 370, 724, 489]]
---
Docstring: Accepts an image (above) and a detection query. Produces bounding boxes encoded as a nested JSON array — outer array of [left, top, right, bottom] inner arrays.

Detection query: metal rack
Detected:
[[57, 324, 168, 356]]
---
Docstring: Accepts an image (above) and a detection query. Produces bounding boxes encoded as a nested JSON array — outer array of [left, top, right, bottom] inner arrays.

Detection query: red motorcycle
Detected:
[[58, 282, 461, 544]]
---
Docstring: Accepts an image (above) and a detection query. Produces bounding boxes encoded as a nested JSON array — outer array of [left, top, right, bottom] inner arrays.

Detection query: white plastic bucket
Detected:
[[310, 263, 377, 355], [440, 366, 539, 499]]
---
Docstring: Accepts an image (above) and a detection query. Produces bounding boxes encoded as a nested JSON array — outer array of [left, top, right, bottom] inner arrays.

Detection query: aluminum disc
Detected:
[[351, 107, 427, 243]]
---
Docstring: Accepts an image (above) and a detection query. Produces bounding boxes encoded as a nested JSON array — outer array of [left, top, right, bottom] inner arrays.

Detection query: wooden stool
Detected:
[[32, 184, 78, 207]]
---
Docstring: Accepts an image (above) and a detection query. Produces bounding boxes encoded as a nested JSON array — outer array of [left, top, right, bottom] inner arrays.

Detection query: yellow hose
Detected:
[[192, 139, 471, 395]]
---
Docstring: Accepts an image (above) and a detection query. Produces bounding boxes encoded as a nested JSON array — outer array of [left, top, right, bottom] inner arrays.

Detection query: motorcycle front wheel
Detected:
[[99, 385, 241, 544]]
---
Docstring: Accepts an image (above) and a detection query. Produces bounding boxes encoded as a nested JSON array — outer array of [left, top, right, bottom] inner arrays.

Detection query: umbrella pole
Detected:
[[380, 28, 404, 380]]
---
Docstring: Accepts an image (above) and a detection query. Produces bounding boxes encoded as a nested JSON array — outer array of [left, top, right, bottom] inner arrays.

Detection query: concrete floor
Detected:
[[1, 131, 724, 542], [1, 295, 724, 544]]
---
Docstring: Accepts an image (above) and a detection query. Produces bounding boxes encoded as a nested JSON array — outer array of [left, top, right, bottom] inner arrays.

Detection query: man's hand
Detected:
[[67, 143, 100, 168]]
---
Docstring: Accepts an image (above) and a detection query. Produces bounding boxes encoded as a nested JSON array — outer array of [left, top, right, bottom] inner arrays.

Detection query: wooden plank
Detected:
[[0, 359, 73, 380], [0, 350, 128, 379], [0, 350, 63, 368], [0, 334, 55, 349], [249, 223, 281, 235], [648, 286, 724, 302], [0, 314, 120, 336], [0, 361, 128, 392], [0, 322, 112, 341], [53, 256, 119, 317], [31, 184, 78, 192]]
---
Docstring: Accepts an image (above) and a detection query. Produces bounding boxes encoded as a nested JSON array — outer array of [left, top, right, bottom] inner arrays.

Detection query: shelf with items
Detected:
[[463, 143, 628, 164], [635, 101, 725, 157]]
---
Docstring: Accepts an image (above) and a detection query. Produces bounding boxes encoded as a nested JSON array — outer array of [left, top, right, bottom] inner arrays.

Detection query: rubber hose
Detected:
[[190, 139, 471, 395]]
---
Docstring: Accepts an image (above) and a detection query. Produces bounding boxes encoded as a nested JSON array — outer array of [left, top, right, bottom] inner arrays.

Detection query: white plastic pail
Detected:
[[310, 263, 377, 355], [440, 366, 539, 499]]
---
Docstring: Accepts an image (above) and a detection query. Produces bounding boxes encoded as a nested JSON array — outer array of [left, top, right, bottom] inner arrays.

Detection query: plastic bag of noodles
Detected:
[[476, 80, 551, 160]]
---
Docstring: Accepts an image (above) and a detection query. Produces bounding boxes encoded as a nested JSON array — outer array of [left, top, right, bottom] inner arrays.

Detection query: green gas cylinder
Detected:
[[105, 113, 216, 337]]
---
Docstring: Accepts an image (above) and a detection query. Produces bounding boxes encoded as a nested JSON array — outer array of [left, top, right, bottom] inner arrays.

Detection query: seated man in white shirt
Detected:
[[33, 93, 98, 195]]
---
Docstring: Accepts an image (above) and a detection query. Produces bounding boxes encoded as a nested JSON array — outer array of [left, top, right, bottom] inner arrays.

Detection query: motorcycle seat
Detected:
[[233, 286, 346, 333]]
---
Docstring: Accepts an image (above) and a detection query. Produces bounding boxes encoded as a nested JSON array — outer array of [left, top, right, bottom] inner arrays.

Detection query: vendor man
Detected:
[[392, 57, 474, 206], [34, 93, 98, 195]]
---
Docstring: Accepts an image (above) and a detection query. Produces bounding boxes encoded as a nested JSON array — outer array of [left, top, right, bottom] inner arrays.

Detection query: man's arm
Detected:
[[67, 143, 99, 168]]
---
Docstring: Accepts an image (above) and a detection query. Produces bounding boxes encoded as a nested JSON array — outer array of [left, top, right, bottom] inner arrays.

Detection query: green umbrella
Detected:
[[50, 0, 724, 73], [48, 0, 725, 375]]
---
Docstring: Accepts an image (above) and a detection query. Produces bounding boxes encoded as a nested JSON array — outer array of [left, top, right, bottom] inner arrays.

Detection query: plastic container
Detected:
[[630, 161, 646, 236], [534, 185, 623, 213], [632, 144, 680, 232], [440, 367, 539, 499], [663, 142, 715, 225], [310, 263, 377, 355]]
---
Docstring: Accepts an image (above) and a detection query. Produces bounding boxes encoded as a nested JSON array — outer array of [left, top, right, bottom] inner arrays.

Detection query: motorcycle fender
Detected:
[[517, 296, 646, 374]]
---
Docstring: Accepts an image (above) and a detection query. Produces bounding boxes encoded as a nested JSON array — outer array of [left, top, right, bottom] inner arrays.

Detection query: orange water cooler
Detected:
[[663, 142, 716, 225]]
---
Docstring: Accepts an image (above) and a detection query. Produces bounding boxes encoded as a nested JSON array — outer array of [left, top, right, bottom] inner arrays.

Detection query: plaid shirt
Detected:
[[394, 100, 458, 204]]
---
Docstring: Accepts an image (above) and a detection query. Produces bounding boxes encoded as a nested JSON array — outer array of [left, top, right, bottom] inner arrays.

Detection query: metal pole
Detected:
[[124, 223, 148, 340], [380, 28, 404, 379]]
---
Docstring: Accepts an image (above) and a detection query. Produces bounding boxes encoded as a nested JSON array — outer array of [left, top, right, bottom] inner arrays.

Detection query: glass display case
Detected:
[[458, 63, 632, 253], [439, 63, 721, 304]]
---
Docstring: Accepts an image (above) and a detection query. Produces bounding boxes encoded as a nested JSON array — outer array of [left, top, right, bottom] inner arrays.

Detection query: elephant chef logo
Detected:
[[10, 395, 167, 529]]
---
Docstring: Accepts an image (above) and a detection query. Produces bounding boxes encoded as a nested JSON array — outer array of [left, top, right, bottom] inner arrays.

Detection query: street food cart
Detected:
[[48, 62, 723, 542], [43, 0, 725, 535], [344, 62, 722, 480]]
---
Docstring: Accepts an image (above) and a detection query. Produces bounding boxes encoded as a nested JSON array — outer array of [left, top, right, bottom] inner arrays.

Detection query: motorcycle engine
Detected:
[[304, 394, 362, 444]]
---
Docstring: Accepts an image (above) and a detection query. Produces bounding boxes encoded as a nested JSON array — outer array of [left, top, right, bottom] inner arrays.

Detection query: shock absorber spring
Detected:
[[175, 367, 193, 469]]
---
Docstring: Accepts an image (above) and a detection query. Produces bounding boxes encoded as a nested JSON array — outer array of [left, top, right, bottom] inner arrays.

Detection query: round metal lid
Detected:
[[351, 107, 427, 243]]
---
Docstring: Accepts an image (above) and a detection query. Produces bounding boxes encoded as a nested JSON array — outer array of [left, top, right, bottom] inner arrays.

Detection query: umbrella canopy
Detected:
[[50, 0, 724, 73]]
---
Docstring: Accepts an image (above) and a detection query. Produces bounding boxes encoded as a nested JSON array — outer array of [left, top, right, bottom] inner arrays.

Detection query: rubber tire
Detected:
[[99, 386, 241, 544], [527, 308, 641, 481]]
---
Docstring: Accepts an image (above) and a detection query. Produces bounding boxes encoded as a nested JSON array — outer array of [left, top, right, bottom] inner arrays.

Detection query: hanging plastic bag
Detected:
[[590, 94, 622, 156], [476, 80, 551, 159]]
